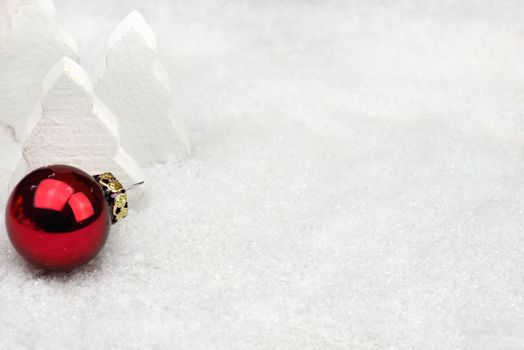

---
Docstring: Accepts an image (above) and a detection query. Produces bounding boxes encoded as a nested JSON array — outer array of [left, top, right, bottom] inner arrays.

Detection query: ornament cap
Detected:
[[93, 172, 129, 224]]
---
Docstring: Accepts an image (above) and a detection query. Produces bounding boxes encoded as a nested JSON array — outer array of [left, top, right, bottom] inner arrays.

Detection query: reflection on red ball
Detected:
[[5, 165, 111, 270]]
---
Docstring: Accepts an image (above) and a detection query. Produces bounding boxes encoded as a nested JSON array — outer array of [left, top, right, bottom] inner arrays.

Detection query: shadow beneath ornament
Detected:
[[21, 255, 106, 281]]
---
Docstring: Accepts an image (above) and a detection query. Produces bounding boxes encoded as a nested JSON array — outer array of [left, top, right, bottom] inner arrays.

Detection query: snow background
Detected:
[[2, 0, 524, 348]]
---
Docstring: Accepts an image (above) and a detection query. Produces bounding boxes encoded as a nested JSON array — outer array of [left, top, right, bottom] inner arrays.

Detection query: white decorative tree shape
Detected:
[[0, 0, 78, 140], [22, 56, 143, 187], [95, 11, 189, 167]]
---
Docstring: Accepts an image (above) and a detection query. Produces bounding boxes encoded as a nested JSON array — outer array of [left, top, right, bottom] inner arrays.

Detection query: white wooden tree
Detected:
[[0, 0, 78, 140], [95, 10, 189, 167], [21, 56, 143, 188]]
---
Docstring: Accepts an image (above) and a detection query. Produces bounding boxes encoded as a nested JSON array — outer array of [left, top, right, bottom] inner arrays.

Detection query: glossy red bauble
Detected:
[[5, 165, 111, 270]]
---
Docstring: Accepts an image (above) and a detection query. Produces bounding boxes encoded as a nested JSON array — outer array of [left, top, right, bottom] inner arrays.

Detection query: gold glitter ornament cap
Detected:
[[93, 172, 129, 224]]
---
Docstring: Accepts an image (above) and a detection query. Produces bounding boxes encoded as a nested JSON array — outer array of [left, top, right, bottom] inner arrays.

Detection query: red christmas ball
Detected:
[[5, 165, 111, 270]]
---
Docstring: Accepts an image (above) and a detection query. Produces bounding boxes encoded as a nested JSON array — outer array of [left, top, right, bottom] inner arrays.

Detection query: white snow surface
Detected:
[[1, 0, 524, 348]]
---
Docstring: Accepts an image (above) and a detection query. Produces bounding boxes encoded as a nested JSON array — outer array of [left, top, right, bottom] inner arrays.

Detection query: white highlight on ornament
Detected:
[[20, 56, 144, 189], [0, 0, 78, 140], [95, 10, 189, 167]]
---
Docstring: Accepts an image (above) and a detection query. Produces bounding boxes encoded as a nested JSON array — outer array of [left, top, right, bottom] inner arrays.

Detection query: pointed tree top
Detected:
[[108, 10, 157, 51], [42, 56, 92, 97]]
